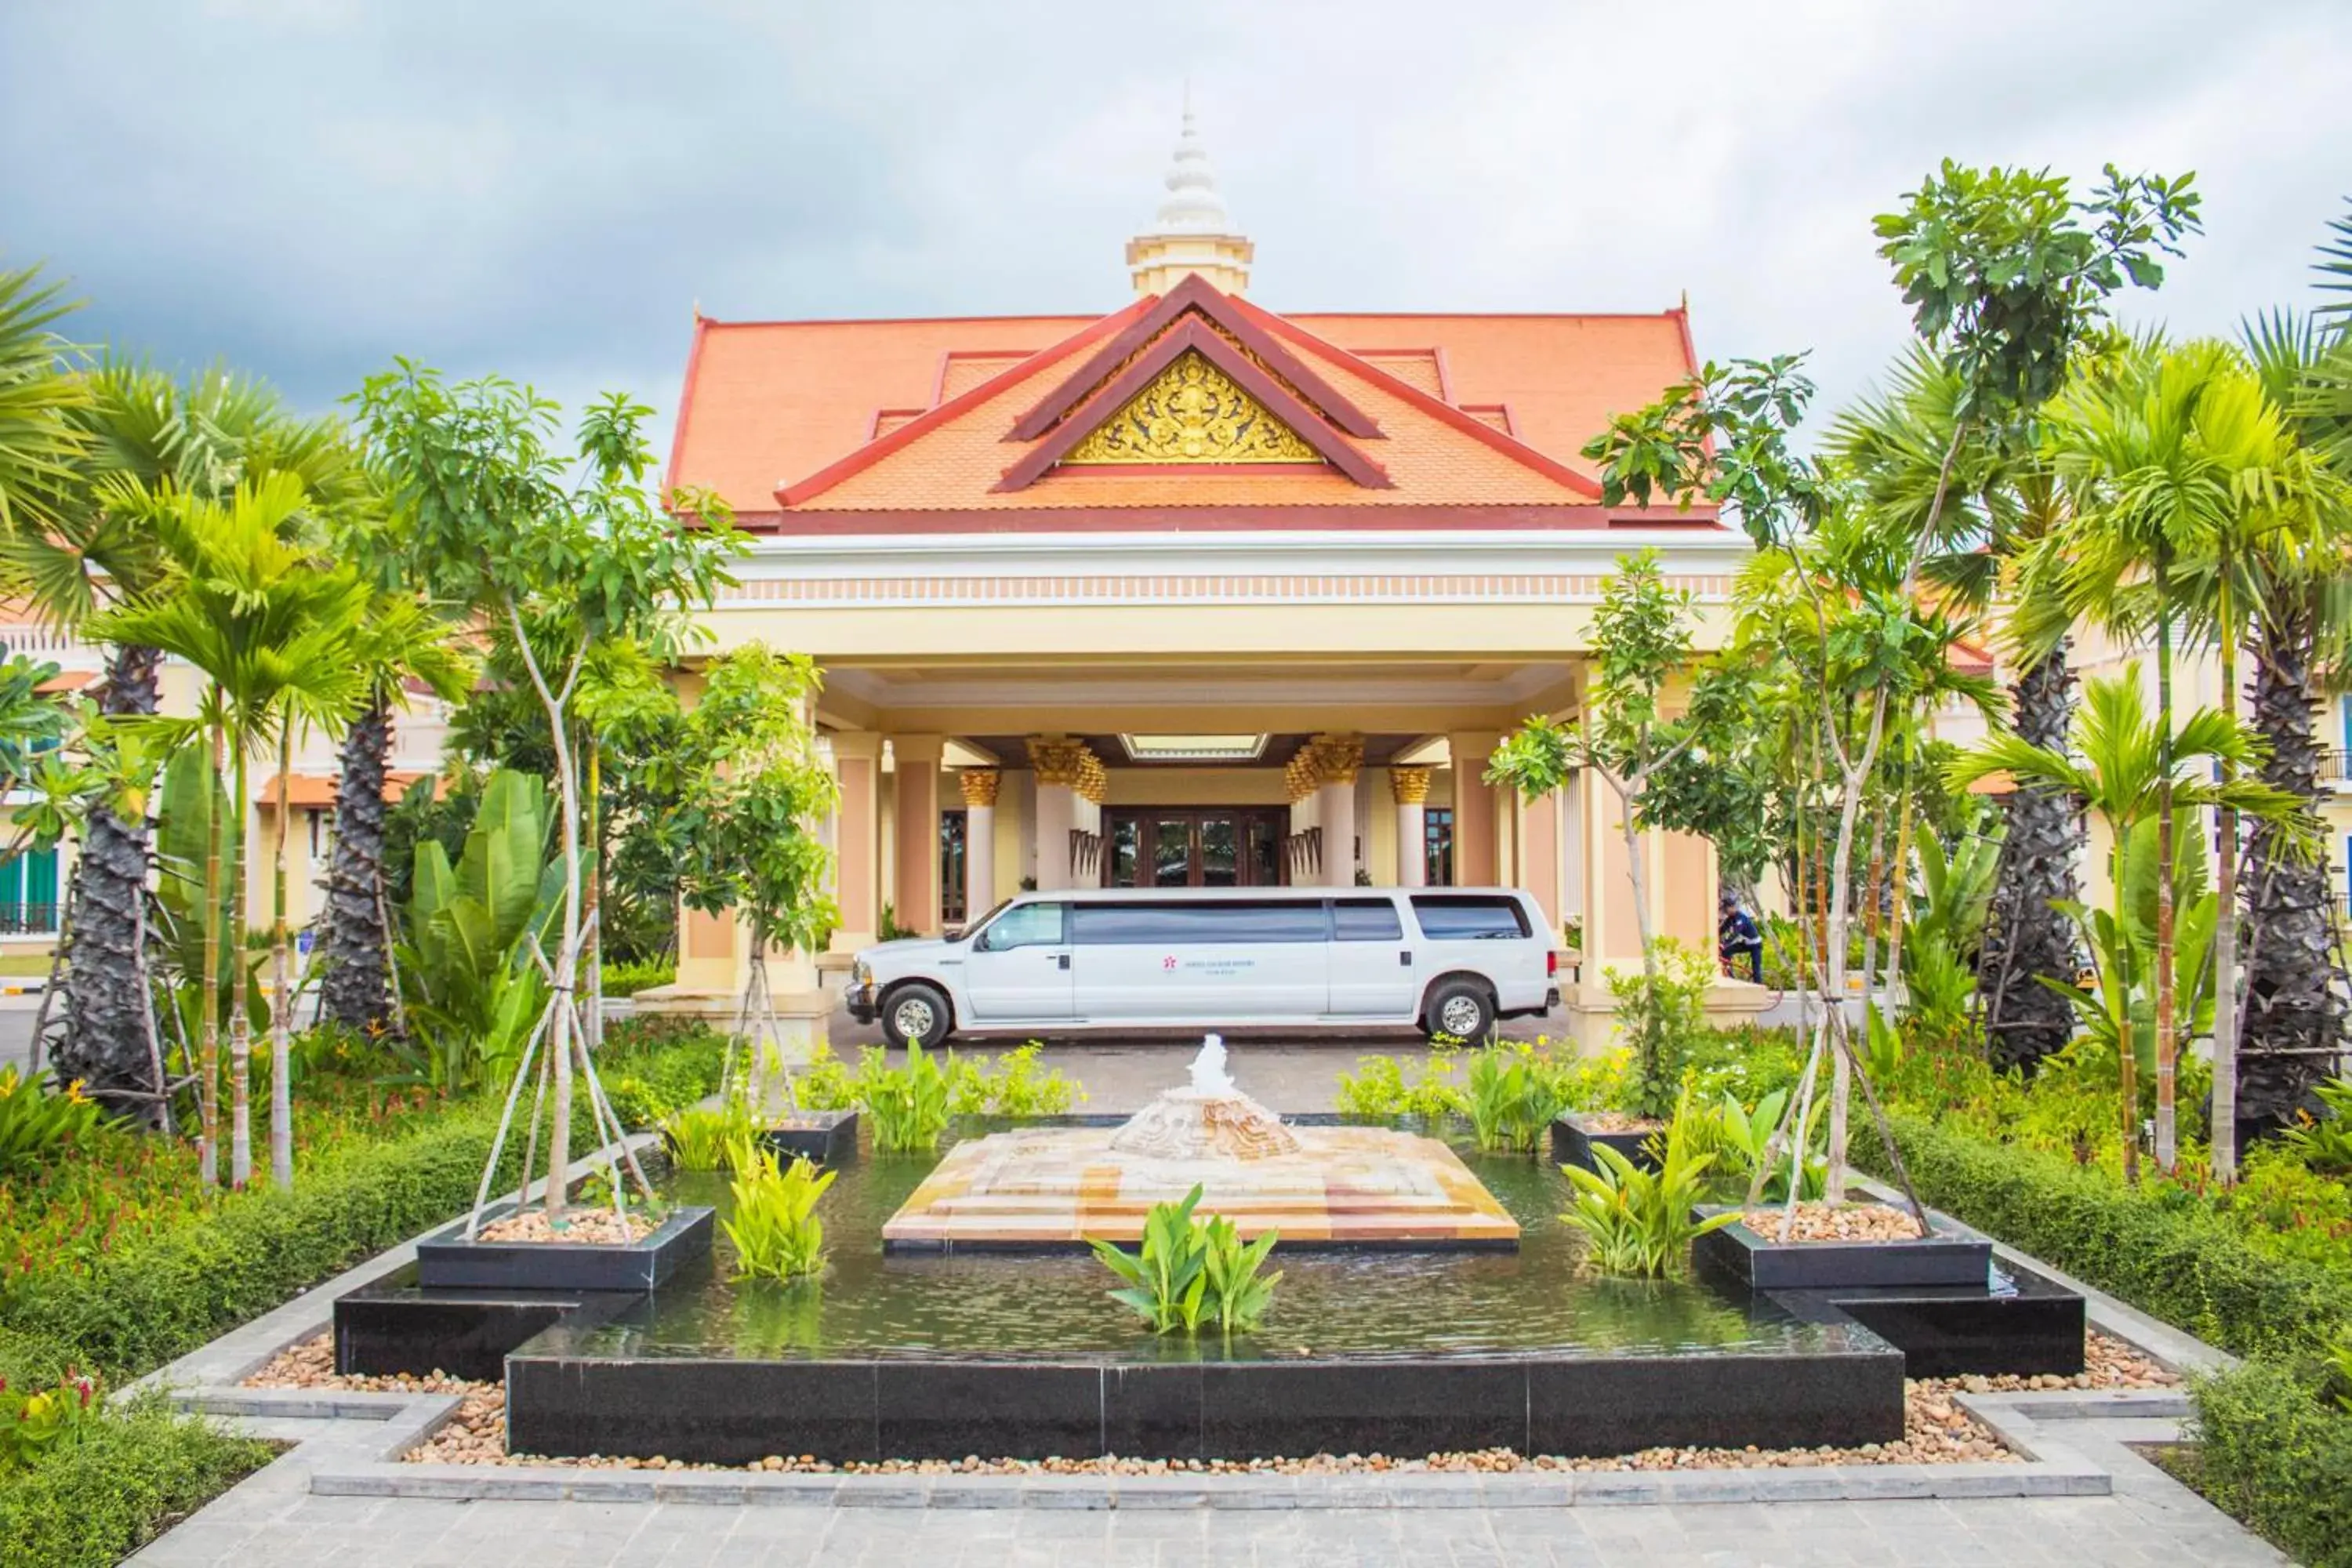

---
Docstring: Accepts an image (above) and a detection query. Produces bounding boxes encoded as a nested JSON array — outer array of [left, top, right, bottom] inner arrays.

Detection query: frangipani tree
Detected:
[[668, 644, 840, 1105], [1488, 548, 1700, 1117], [354, 365, 746, 1221]]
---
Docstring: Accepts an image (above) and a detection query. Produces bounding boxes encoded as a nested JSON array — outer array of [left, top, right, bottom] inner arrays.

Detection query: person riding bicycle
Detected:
[[1718, 891, 1764, 983]]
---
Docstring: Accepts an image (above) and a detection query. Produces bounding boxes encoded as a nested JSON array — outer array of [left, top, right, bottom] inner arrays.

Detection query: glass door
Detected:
[[1103, 809, 1288, 887]]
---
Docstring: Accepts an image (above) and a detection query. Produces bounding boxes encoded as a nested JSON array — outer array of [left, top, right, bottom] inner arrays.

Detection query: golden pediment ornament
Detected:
[[1064, 350, 1323, 466]]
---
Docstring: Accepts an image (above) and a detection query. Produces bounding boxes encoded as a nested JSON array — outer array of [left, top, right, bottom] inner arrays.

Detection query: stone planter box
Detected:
[[760, 1109, 858, 1167], [415, 1203, 714, 1293], [335, 1273, 641, 1381], [1692, 1204, 1991, 1290], [1551, 1110, 1661, 1174]]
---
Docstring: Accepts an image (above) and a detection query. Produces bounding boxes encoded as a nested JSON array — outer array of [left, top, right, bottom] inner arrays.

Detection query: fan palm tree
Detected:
[[317, 586, 474, 1036], [0, 263, 87, 532], [5, 361, 367, 1114], [2024, 340, 2284, 1171], [1949, 670, 2303, 1182], [89, 472, 369, 1188]]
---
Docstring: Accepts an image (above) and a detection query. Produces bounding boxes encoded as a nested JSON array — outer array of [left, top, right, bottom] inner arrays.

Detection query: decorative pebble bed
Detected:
[[473, 1209, 657, 1246], [245, 1330, 2176, 1477], [1570, 1112, 1663, 1136], [1739, 1202, 1929, 1243]]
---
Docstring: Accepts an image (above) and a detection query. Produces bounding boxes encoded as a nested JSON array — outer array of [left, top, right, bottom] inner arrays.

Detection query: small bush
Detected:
[[858, 1041, 953, 1152], [1854, 1112, 2352, 1359], [1335, 1051, 1465, 1123], [949, 1043, 1084, 1116], [661, 1099, 754, 1173], [723, 1142, 833, 1283], [0, 1069, 118, 1179], [2190, 1357, 2352, 1568], [1465, 1042, 1577, 1152], [1602, 938, 1715, 1120], [1559, 1088, 1739, 1277], [599, 958, 677, 998], [0, 1392, 271, 1568]]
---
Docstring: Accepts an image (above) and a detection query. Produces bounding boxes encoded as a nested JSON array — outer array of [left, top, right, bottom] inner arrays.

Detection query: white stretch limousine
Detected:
[[847, 887, 1559, 1047]]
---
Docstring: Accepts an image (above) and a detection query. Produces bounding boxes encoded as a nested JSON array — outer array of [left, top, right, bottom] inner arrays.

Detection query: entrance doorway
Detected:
[[1103, 808, 1287, 887]]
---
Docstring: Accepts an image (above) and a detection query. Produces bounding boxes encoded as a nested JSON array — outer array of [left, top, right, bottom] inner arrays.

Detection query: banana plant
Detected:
[[149, 746, 262, 1052], [393, 768, 558, 1093], [2048, 816, 2220, 1098], [1200, 1214, 1283, 1335]]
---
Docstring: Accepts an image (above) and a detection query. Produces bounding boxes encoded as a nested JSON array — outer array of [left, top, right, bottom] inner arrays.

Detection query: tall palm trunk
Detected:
[[1981, 645, 2085, 1070], [199, 708, 227, 1189], [229, 736, 254, 1189], [2211, 577, 2242, 1183], [269, 722, 294, 1191], [319, 691, 394, 1032], [2152, 577, 2179, 1174], [2240, 596, 2345, 1127], [56, 642, 164, 1114]]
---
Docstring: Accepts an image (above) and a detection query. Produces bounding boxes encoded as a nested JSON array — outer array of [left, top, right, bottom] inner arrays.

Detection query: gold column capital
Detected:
[[1310, 733, 1364, 786], [958, 768, 1001, 808], [1390, 765, 1432, 805], [1028, 736, 1105, 803]]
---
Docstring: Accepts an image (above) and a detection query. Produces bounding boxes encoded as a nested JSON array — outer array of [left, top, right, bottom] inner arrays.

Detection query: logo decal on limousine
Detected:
[[1163, 955, 1178, 971]]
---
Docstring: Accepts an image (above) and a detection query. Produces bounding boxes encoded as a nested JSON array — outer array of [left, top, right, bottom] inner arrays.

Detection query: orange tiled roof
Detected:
[[667, 289, 1703, 522], [255, 770, 437, 810]]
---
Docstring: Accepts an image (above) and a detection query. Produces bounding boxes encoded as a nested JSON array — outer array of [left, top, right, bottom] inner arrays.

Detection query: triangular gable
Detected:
[[1009, 274, 1381, 441], [993, 317, 1392, 492]]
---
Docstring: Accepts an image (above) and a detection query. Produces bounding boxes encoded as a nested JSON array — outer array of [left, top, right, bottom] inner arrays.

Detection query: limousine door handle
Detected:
[[1055, 953, 1071, 971], [1399, 949, 1412, 967]]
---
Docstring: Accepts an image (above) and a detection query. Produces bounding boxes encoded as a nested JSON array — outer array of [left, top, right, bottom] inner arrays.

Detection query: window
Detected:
[[0, 847, 60, 935], [1424, 807, 1454, 887], [940, 809, 968, 926], [1410, 895, 1530, 941], [1071, 900, 1330, 946], [975, 901, 1065, 951], [1332, 898, 1404, 942]]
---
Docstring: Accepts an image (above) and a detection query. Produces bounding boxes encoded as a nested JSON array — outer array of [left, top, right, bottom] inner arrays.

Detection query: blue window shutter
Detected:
[[27, 847, 56, 916], [0, 855, 20, 910]]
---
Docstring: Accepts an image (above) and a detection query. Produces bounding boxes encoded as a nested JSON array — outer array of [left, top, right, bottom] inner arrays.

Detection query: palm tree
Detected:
[[2027, 341, 2282, 1171], [1827, 345, 2088, 1070], [1950, 671, 2302, 1181], [0, 264, 87, 532], [5, 362, 365, 1116], [89, 473, 368, 1188], [317, 518, 476, 1037]]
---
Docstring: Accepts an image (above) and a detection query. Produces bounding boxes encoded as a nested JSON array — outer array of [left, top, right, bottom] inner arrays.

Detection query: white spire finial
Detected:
[[1125, 95, 1254, 295]]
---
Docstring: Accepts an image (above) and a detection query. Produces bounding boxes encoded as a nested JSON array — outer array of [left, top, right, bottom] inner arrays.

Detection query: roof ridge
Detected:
[[776, 298, 1156, 508], [1235, 298, 1604, 502]]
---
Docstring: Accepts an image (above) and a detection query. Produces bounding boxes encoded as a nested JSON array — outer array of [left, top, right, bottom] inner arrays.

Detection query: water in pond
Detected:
[[569, 1120, 1838, 1364]]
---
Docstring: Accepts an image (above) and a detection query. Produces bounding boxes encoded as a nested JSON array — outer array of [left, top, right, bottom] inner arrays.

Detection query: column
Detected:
[[891, 734, 945, 936], [1391, 765, 1431, 887], [1447, 731, 1502, 885], [1027, 738, 1097, 891], [1311, 734, 1363, 887], [829, 731, 882, 951], [959, 768, 999, 920]]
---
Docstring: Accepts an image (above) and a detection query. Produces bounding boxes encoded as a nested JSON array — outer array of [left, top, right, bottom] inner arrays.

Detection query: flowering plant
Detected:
[[0, 1366, 99, 1472]]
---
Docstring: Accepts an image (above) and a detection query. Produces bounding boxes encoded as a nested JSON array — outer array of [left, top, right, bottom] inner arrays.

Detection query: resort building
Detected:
[[649, 112, 1758, 1047]]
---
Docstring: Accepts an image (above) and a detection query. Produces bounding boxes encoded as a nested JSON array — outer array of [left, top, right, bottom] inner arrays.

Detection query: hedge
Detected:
[[1854, 1112, 2352, 1359], [0, 1391, 274, 1568], [2190, 1359, 2352, 1568]]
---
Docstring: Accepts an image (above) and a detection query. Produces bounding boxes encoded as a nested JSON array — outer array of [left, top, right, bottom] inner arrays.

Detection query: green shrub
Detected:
[[1091, 1185, 1280, 1336], [0, 1068, 118, 1179], [1465, 1042, 1576, 1152], [1681, 1024, 1806, 1107], [947, 1043, 1083, 1116], [1602, 938, 1715, 1120], [2190, 1357, 2352, 1568], [858, 1040, 953, 1152], [1559, 1088, 1739, 1277], [723, 1142, 833, 1283], [661, 1099, 754, 1172], [0, 1392, 272, 1568], [2280, 1076, 2352, 1177], [600, 958, 677, 997], [1854, 1112, 2352, 1359], [1335, 1051, 1465, 1122]]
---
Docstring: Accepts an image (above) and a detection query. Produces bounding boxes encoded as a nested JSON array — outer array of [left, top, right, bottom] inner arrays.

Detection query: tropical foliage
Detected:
[[1090, 1185, 1282, 1336]]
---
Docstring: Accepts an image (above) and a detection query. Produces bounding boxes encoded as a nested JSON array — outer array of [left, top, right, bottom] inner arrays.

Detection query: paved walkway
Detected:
[[132, 1413, 2285, 1567]]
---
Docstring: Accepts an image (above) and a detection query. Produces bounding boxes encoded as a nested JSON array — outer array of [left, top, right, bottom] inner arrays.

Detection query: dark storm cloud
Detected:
[[4, 1, 2348, 441]]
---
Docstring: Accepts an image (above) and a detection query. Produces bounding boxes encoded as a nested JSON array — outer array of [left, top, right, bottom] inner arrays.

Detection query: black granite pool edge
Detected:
[[503, 1341, 1907, 1465]]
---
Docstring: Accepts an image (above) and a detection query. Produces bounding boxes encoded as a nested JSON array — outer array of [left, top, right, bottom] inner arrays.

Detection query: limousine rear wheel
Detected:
[[883, 982, 953, 1050], [1425, 977, 1497, 1043]]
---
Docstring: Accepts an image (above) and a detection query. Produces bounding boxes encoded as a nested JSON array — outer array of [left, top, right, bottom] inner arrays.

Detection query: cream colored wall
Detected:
[[1102, 768, 1291, 806]]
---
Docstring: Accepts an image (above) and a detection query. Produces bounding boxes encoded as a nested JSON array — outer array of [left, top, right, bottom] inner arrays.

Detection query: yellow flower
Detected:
[[65, 1079, 90, 1104]]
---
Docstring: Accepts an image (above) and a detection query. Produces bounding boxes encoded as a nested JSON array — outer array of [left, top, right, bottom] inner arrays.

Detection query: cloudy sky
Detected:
[[5, 1, 2348, 456]]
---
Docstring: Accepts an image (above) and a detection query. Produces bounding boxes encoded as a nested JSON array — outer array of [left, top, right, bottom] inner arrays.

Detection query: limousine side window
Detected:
[[1331, 898, 1405, 942], [1071, 901, 1329, 945], [1409, 895, 1530, 940], [975, 902, 1066, 951]]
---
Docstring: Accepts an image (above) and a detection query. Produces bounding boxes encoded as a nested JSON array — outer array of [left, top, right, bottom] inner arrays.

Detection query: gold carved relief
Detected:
[[1064, 351, 1322, 466]]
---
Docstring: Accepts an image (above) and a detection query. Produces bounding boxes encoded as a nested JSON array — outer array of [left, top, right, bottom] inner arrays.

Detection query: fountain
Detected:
[[882, 1035, 1519, 1250]]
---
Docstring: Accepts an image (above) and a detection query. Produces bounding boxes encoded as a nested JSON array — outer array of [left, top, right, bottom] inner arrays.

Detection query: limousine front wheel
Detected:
[[883, 982, 953, 1050], [1425, 978, 1497, 1043]]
